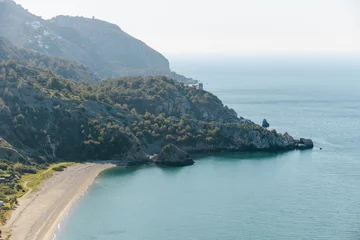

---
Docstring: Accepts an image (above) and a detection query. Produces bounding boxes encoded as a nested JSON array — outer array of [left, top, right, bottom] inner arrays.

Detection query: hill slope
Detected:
[[0, 0, 195, 82], [0, 61, 312, 165], [0, 37, 99, 83], [49, 15, 170, 77]]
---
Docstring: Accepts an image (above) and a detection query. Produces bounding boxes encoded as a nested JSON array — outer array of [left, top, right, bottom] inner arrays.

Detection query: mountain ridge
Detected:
[[0, 0, 196, 83]]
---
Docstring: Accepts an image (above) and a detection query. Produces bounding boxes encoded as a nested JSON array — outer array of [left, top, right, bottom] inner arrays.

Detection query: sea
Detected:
[[56, 55, 360, 240]]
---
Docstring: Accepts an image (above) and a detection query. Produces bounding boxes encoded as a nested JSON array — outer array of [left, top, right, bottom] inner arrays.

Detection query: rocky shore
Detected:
[[148, 137, 314, 167], [0, 62, 314, 168]]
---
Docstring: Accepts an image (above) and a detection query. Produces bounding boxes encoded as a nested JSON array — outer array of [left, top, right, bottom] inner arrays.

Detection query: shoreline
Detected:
[[2, 162, 116, 240]]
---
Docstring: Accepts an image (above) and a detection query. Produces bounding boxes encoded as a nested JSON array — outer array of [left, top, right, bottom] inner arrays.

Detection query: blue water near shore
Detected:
[[56, 57, 360, 240]]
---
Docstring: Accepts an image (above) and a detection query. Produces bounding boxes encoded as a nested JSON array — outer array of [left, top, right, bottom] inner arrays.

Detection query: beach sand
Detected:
[[2, 162, 116, 240]]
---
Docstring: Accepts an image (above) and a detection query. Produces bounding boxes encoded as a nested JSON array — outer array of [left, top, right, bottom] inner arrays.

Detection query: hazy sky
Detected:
[[14, 0, 360, 55]]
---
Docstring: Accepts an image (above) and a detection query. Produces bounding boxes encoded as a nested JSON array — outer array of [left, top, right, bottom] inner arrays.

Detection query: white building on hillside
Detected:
[[189, 83, 204, 90]]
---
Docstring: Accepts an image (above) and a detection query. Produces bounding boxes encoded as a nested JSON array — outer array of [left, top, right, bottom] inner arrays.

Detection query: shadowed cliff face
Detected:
[[0, 1, 195, 83], [0, 62, 312, 165], [0, 63, 146, 163]]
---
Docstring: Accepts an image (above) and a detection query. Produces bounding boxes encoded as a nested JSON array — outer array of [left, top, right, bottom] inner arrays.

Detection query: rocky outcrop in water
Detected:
[[152, 145, 194, 167], [262, 119, 270, 128], [295, 138, 314, 150]]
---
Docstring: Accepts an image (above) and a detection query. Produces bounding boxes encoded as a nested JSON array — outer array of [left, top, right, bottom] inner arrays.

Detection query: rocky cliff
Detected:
[[0, 62, 313, 166]]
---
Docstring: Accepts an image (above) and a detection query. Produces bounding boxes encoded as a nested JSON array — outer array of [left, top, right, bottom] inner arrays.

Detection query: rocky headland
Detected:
[[0, 61, 313, 168]]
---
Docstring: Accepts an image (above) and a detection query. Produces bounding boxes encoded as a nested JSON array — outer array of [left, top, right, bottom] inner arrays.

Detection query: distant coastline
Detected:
[[2, 163, 116, 240]]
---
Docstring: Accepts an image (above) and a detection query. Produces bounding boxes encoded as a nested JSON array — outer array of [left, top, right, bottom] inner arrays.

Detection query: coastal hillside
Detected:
[[49, 16, 170, 77], [0, 0, 196, 83], [85, 77, 247, 123], [0, 37, 99, 83], [0, 61, 312, 165]]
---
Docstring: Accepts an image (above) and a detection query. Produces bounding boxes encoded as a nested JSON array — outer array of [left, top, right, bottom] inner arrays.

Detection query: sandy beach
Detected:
[[1, 162, 116, 240]]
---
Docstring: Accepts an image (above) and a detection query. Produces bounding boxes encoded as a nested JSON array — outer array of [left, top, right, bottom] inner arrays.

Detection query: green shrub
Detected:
[[52, 165, 67, 172], [14, 164, 37, 174], [0, 162, 9, 171]]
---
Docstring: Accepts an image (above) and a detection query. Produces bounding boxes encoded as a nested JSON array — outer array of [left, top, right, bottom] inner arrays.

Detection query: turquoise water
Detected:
[[56, 57, 360, 240]]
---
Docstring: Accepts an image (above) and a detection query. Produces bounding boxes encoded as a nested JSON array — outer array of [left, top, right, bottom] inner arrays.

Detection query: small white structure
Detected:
[[198, 83, 204, 90], [188, 83, 204, 90], [0, 201, 4, 207]]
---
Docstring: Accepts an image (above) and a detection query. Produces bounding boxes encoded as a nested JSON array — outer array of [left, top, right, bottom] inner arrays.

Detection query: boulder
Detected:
[[295, 138, 314, 150], [262, 119, 270, 128], [153, 144, 194, 167], [300, 138, 314, 148]]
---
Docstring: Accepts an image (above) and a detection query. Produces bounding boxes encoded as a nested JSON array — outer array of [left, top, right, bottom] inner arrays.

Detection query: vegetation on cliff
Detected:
[[81, 77, 242, 123], [0, 61, 311, 165], [0, 37, 99, 83]]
